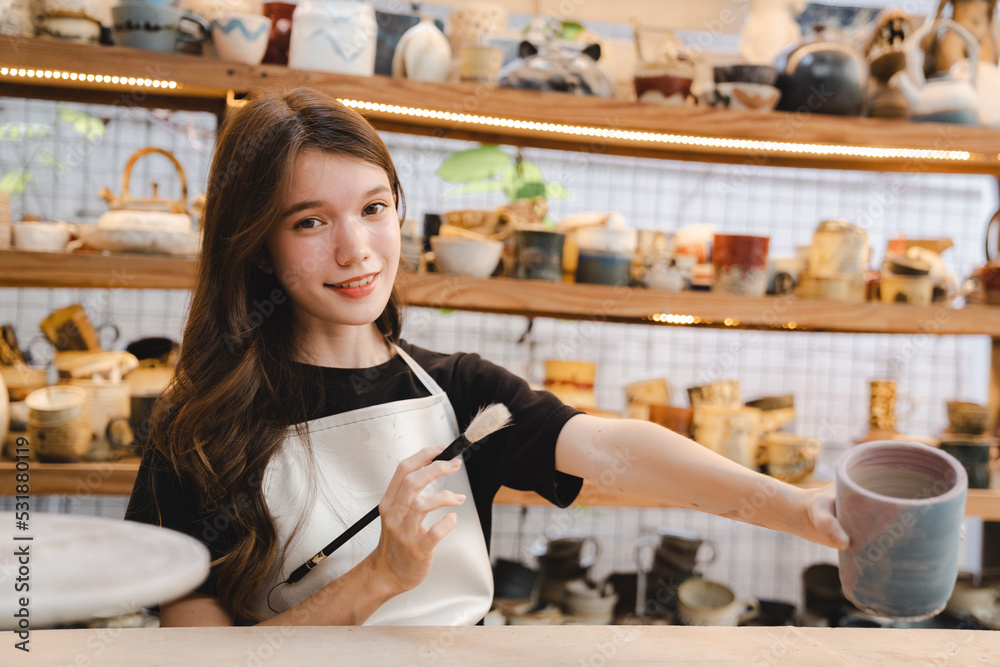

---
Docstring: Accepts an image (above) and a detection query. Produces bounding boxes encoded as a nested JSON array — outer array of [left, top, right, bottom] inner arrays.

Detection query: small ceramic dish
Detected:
[[430, 236, 502, 279], [76, 227, 201, 256]]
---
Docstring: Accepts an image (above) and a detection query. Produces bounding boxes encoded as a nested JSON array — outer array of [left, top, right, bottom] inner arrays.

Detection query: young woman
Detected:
[[126, 87, 848, 627]]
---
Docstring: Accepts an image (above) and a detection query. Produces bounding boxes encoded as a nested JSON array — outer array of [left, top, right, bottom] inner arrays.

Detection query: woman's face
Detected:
[[264, 150, 400, 334]]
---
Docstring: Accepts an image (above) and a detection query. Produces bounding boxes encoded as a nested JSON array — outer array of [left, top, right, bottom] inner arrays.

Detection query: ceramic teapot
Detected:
[[949, 56, 1000, 126], [889, 19, 980, 124], [499, 40, 614, 98], [774, 25, 869, 116]]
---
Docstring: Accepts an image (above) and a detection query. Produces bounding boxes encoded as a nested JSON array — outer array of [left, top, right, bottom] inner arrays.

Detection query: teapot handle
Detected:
[[906, 19, 980, 87], [120, 147, 189, 214], [987, 207, 1000, 264]]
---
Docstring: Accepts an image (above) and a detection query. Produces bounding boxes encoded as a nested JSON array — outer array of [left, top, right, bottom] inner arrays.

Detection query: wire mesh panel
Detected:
[[1, 97, 996, 610]]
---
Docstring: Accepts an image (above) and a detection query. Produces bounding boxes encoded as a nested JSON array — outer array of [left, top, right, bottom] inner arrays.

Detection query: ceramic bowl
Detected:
[[25, 385, 87, 425], [714, 82, 781, 112], [430, 236, 502, 279], [12, 221, 73, 252], [713, 64, 778, 86]]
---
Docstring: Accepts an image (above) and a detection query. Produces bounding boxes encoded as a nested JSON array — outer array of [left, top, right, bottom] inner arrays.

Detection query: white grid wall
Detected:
[[1, 97, 995, 609]]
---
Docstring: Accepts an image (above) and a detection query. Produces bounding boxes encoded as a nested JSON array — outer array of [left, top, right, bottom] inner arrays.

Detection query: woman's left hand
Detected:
[[799, 484, 850, 550]]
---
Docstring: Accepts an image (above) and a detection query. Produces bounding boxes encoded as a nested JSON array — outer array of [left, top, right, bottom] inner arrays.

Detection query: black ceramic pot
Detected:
[[775, 26, 869, 116]]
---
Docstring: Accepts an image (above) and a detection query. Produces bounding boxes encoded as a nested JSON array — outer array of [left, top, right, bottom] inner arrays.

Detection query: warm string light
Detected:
[[337, 98, 978, 162], [0, 67, 178, 90], [645, 312, 801, 330]]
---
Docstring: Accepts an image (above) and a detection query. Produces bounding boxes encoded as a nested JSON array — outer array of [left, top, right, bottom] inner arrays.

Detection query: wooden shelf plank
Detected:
[[3, 251, 1000, 336], [3, 461, 998, 519], [3, 36, 1000, 175], [0, 249, 196, 290], [397, 273, 1000, 336]]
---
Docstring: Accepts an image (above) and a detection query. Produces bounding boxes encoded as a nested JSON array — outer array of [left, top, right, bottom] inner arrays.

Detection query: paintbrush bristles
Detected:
[[466, 403, 512, 443]]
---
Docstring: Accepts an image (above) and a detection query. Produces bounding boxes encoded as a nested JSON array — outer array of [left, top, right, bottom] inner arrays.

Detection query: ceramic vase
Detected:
[[392, 15, 451, 83], [288, 0, 376, 75], [836, 440, 967, 620]]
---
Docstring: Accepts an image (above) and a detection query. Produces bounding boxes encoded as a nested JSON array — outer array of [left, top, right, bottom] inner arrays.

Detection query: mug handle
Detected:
[[633, 535, 659, 573], [178, 11, 212, 43], [106, 415, 135, 451], [738, 598, 761, 625], [96, 322, 120, 349], [698, 539, 718, 568], [581, 535, 602, 569]]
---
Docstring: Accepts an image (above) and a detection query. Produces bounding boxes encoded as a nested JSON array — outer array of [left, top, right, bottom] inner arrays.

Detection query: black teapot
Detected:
[[775, 25, 870, 116], [499, 40, 614, 98]]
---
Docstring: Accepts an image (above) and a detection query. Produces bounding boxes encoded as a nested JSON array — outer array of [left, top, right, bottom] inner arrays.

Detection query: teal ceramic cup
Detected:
[[835, 440, 967, 620], [112, 4, 210, 53]]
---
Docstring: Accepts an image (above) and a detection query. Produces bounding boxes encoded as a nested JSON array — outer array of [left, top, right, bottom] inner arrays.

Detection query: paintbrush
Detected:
[[284, 403, 513, 585]]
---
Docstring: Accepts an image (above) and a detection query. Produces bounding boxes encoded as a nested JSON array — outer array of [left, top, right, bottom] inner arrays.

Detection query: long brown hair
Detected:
[[149, 87, 405, 623]]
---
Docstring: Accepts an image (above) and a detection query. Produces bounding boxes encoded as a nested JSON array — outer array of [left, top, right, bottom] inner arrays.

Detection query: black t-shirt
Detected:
[[125, 340, 583, 597]]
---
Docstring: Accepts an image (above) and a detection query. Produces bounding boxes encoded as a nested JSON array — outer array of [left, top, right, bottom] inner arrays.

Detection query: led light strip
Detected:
[[338, 98, 978, 163], [0, 67, 177, 89], [645, 312, 800, 330]]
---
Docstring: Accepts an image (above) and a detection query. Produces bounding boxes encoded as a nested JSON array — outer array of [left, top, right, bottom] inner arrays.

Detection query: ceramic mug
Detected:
[[112, 4, 210, 53], [210, 12, 271, 65], [623, 378, 670, 421], [712, 234, 769, 296], [261, 1, 294, 64], [836, 440, 968, 620], [648, 403, 693, 436], [677, 578, 760, 626]]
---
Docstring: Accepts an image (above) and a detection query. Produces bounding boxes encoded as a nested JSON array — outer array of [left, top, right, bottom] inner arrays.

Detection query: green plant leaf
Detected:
[[441, 180, 506, 198], [544, 182, 571, 200], [559, 21, 584, 41], [0, 170, 33, 194], [58, 107, 106, 142], [38, 151, 68, 173], [513, 181, 547, 201], [436, 145, 510, 184], [500, 160, 548, 202], [0, 123, 49, 141]]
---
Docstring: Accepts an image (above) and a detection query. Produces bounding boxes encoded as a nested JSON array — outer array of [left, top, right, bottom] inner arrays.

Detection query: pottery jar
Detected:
[[835, 440, 968, 620], [392, 15, 451, 83], [288, 0, 376, 75], [711, 234, 769, 296]]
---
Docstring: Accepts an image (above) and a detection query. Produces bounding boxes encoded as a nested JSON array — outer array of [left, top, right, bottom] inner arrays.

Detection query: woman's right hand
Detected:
[[371, 442, 466, 594]]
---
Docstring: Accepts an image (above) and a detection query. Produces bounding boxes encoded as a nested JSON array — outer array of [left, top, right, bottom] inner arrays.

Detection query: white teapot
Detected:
[[949, 57, 1000, 127], [889, 19, 981, 124]]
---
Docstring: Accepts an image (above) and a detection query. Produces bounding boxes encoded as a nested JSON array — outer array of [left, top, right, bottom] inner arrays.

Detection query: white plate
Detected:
[[0, 512, 209, 629], [77, 227, 201, 256]]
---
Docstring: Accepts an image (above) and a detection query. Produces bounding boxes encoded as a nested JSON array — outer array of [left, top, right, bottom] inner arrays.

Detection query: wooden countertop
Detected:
[[24, 625, 1000, 665]]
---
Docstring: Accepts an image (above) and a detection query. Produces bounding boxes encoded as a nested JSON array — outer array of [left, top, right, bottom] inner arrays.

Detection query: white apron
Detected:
[[250, 346, 494, 625]]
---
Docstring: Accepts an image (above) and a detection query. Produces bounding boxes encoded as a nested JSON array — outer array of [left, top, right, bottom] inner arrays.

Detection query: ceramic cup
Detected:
[[712, 234, 769, 296], [210, 12, 271, 65], [648, 403, 693, 436], [677, 578, 760, 626], [112, 4, 210, 53], [261, 1, 294, 64], [25, 385, 93, 462], [514, 229, 565, 283], [624, 378, 670, 421], [836, 440, 968, 620]]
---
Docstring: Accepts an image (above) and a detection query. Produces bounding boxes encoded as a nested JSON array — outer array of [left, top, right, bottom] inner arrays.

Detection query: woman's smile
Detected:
[[326, 272, 379, 298]]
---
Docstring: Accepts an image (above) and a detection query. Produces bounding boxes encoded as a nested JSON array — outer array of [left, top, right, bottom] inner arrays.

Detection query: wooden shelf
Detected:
[[3, 35, 1000, 174], [0, 249, 196, 290], [3, 460, 998, 519], [3, 250, 1000, 336], [398, 273, 1000, 336]]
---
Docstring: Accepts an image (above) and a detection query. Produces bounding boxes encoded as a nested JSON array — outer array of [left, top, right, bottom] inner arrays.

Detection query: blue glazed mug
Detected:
[[835, 440, 967, 620], [112, 4, 210, 53]]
